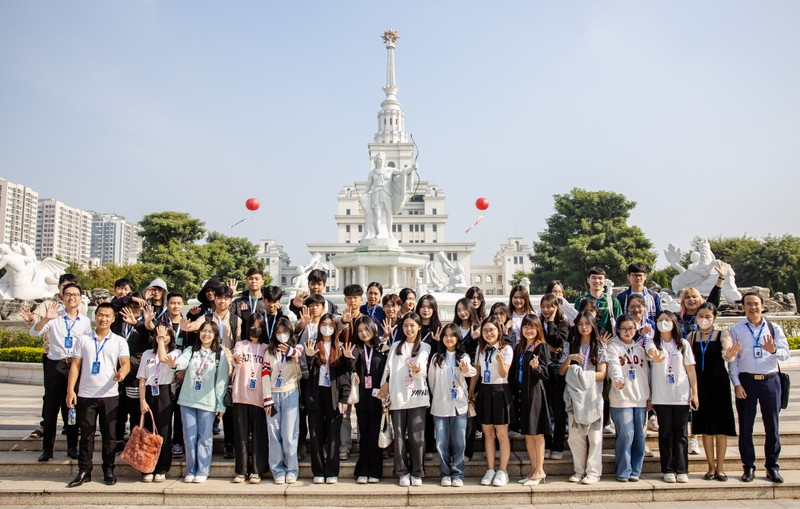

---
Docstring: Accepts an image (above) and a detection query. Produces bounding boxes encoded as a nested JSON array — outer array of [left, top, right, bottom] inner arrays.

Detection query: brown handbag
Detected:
[[120, 409, 164, 473]]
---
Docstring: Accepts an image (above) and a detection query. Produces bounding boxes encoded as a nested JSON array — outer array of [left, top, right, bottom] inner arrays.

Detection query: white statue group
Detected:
[[0, 242, 67, 301]]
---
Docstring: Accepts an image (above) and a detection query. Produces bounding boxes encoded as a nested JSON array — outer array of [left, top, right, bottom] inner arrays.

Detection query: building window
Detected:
[[358, 225, 362, 232], [346, 225, 350, 233], [486, 275, 493, 283], [432, 208, 437, 215], [408, 225, 413, 232], [420, 224, 425, 232], [474, 275, 482, 283], [429, 253, 434, 261], [447, 252, 458, 262], [432, 225, 437, 232], [346, 209, 351, 215]]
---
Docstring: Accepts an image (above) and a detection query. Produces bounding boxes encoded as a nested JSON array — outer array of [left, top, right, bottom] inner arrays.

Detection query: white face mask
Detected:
[[276, 332, 290, 344], [657, 320, 673, 333], [696, 318, 713, 330], [320, 325, 335, 337]]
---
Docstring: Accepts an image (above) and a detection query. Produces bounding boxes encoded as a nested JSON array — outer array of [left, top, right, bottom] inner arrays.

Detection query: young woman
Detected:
[[378, 312, 431, 487], [561, 312, 607, 485], [508, 286, 534, 349], [469, 316, 514, 487], [689, 302, 737, 481], [678, 263, 727, 338], [304, 313, 354, 484], [138, 324, 179, 482], [539, 294, 570, 459], [606, 315, 650, 482], [646, 311, 699, 484], [455, 298, 481, 461], [546, 280, 578, 322], [353, 317, 388, 484], [399, 288, 417, 318], [465, 286, 487, 321], [510, 314, 550, 486], [164, 321, 229, 483], [262, 316, 304, 484], [230, 314, 270, 483], [428, 323, 476, 487], [416, 294, 442, 458], [490, 302, 514, 340], [627, 294, 655, 344]]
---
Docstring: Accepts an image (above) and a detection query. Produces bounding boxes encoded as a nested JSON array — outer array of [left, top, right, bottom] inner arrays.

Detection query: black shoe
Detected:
[[224, 444, 235, 459], [767, 469, 784, 484], [67, 447, 79, 459], [38, 450, 53, 462], [741, 467, 755, 482], [103, 468, 117, 485], [67, 472, 91, 488]]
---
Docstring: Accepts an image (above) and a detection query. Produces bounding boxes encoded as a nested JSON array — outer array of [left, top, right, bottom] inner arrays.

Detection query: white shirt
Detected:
[[727, 318, 789, 387], [646, 337, 695, 405], [31, 310, 92, 361], [73, 331, 130, 398], [137, 349, 179, 386], [474, 344, 513, 385]]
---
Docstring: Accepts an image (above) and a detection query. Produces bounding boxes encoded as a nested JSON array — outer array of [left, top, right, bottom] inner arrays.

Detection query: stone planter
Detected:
[[0, 361, 42, 384]]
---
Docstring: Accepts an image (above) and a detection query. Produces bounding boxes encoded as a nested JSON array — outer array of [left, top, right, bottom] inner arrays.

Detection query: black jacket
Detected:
[[304, 348, 354, 412], [353, 345, 387, 413]]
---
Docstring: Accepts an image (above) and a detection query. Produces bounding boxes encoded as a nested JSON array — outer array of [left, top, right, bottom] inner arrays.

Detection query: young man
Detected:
[[295, 293, 327, 460], [144, 278, 169, 323], [728, 291, 790, 483], [112, 278, 134, 300], [232, 268, 266, 339], [262, 285, 293, 343], [574, 267, 622, 334], [30, 282, 93, 462], [290, 269, 338, 318], [338, 284, 365, 460], [616, 263, 663, 322], [66, 302, 130, 487]]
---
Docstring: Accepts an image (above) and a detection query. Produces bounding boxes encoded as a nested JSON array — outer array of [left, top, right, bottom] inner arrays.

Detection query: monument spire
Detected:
[[374, 29, 407, 144]]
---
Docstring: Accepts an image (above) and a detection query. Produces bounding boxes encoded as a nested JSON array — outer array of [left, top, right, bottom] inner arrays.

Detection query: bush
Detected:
[[787, 337, 800, 350], [0, 329, 42, 349], [0, 346, 44, 362]]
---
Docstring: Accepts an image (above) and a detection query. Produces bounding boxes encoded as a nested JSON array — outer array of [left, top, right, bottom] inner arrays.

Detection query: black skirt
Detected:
[[477, 384, 513, 426]]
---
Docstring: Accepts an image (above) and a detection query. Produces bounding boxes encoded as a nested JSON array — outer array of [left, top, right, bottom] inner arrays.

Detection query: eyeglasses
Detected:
[[63, 293, 81, 299], [629, 273, 646, 279], [618, 327, 637, 332]]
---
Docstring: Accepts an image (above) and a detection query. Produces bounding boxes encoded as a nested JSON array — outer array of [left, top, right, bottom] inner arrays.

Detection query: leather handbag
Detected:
[[120, 410, 163, 473], [779, 365, 790, 411], [377, 407, 393, 448], [347, 371, 360, 405]]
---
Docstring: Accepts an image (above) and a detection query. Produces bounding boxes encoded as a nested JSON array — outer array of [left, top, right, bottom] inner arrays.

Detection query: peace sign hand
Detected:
[[431, 327, 442, 342], [306, 339, 318, 357], [342, 342, 356, 359]]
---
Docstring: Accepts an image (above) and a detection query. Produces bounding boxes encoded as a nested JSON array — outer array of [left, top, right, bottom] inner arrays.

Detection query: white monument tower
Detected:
[[331, 29, 427, 289]]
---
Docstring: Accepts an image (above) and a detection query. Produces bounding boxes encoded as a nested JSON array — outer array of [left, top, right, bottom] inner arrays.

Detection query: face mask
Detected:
[[276, 332, 290, 343], [696, 318, 713, 330], [249, 328, 262, 338], [320, 325, 335, 337], [657, 320, 673, 333]]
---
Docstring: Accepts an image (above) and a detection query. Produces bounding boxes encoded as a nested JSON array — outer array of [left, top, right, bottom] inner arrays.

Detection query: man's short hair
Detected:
[[214, 285, 234, 299], [741, 291, 764, 305], [263, 285, 283, 302], [382, 293, 401, 307], [627, 263, 649, 274], [246, 268, 263, 278], [95, 302, 116, 315], [167, 291, 185, 302], [114, 278, 134, 289], [307, 269, 327, 284], [587, 266, 606, 277], [304, 293, 326, 307], [344, 284, 363, 297], [59, 274, 78, 286]]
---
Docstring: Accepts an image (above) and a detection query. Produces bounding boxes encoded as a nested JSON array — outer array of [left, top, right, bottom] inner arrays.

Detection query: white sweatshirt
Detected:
[[606, 337, 650, 408], [428, 351, 477, 417], [380, 341, 431, 411]]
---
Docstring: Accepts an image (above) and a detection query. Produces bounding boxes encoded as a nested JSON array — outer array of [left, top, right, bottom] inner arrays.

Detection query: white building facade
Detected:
[[36, 198, 92, 266], [471, 237, 533, 296], [0, 177, 39, 246], [90, 212, 142, 266]]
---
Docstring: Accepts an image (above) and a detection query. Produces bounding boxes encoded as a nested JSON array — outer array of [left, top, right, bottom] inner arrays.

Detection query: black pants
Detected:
[[116, 389, 140, 445], [223, 406, 235, 449], [233, 403, 268, 476], [172, 383, 183, 444], [354, 405, 382, 479], [391, 406, 426, 477], [545, 373, 567, 452], [143, 385, 173, 475], [653, 404, 690, 474], [464, 416, 477, 459], [77, 395, 118, 474], [736, 375, 782, 470], [43, 358, 78, 453], [308, 386, 342, 477], [424, 410, 435, 454]]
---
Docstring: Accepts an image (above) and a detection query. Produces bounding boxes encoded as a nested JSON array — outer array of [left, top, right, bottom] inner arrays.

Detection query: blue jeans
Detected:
[[181, 405, 215, 477], [268, 388, 300, 478], [610, 406, 646, 479], [433, 414, 467, 479]]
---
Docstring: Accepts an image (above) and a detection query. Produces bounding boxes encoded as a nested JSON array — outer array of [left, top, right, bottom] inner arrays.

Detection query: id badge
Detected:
[[666, 373, 675, 385], [483, 369, 491, 384], [151, 385, 160, 396], [176, 337, 183, 347], [450, 387, 458, 400], [406, 375, 414, 389], [323, 374, 331, 387], [91, 361, 100, 375], [754, 346, 763, 359], [64, 336, 73, 349], [275, 377, 282, 388], [194, 378, 202, 391], [364, 375, 372, 389], [248, 377, 257, 390], [628, 369, 636, 381]]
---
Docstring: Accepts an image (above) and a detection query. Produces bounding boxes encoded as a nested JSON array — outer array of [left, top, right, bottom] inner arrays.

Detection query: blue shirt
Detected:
[[728, 319, 789, 387]]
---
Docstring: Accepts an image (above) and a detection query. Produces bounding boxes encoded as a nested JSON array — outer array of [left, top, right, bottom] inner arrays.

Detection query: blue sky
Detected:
[[1, 1, 798, 269]]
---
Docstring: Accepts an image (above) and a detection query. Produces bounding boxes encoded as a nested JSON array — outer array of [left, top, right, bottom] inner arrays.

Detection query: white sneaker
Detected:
[[248, 474, 261, 484], [326, 477, 338, 484], [440, 476, 452, 487], [142, 474, 154, 483], [153, 474, 166, 483], [399, 474, 411, 487], [286, 474, 297, 484], [273, 475, 286, 485], [411, 476, 422, 486], [424, 452, 434, 460], [451, 477, 463, 487], [481, 469, 496, 486], [357, 476, 368, 484], [688, 438, 700, 455], [184, 475, 195, 483], [644, 446, 654, 457], [569, 474, 583, 483], [604, 422, 616, 435], [550, 451, 563, 460], [193, 476, 207, 483], [313, 476, 325, 484], [232, 474, 246, 483], [492, 470, 509, 486], [647, 414, 659, 431], [581, 475, 600, 484], [663, 473, 676, 483], [544, 449, 552, 459], [368, 477, 380, 483], [676, 473, 689, 483]]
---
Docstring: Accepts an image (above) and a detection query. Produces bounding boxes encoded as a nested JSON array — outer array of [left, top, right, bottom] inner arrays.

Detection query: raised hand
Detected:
[[277, 343, 288, 354], [727, 341, 743, 360], [305, 339, 318, 357], [648, 348, 666, 363], [155, 324, 170, 339], [120, 307, 139, 325], [179, 316, 192, 332], [45, 301, 60, 321], [143, 304, 155, 325], [714, 260, 729, 279], [298, 306, 311, 328], [431, 327, 442, 342], [529, 355, 540, 370], [188, 305, 201, 316], [19, 307, 33, 325], [341, 308, 352, 324], [459, 357, 471, 373], [382, 318, 396, 339], [228, 279, 239, 294], [599, 332, 612, 346], [292, 291, 308, 309], [342, 342, 356, 359]]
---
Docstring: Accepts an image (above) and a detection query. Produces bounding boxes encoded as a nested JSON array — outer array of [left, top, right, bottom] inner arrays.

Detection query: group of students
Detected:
[[24, 261, 790, 488]]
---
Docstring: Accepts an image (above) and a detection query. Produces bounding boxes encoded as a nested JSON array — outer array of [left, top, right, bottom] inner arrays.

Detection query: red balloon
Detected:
[[475, 197, 489, 210], [245, 198, 260, 211]]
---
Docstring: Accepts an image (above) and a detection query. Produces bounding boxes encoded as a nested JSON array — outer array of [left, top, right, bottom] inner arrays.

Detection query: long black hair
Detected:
[[569, 311, 601, 366], [395, 312, 423, 357], [268, 316, 296, 356], [434, 323, 467, 368], [465, 286, 487, 321], [652, 310, 685, 354], [193, 321, 221, 353]]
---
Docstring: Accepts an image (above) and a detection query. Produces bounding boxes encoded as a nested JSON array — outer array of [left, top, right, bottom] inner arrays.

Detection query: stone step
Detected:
[[2, 445, 799, 480], [0, 470, 798, 507]]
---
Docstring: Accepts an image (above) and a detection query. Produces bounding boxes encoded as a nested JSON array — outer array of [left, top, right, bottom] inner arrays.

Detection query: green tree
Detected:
[[530, 188, 656, 294], [203, 232, 266, 284], [139, 212, 205, 252], [708, 235, 800, 297], [83, 263, 149, 293], [509, 270, 529, 288]]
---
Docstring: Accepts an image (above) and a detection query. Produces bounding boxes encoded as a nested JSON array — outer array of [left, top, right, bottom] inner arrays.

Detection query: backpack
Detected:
[[765, 321, 790, 411]]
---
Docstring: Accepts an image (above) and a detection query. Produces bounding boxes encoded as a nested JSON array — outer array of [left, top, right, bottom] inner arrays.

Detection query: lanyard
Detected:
[[63, 315, 78, 337], [746, 322, 766, 346], [155, 306, 168, 322], [214, 313, 226, 342], [171, 320, 181, 339], [698, 329, 714, 372], [194, 349, 214, 377], [483, 347, 495, 373], [366, 305, 379, 320], [248, 295, 259, 314], [124, 323, 133, 341], [364, 345, 374, 375], [579, 343, 590, 370], [446, 352, 457, 384], [94, 335, 109, 363], [264, 313, 277, 340], [518, 343, 535, 382], [663, 339, 675, 373], [248, 342, 261, 374]]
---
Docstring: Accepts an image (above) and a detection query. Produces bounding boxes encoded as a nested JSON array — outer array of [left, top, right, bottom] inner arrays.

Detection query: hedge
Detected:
[[0, 346, 44, 363], [0, 329, 42, 349], [788, 337, 800, 350]]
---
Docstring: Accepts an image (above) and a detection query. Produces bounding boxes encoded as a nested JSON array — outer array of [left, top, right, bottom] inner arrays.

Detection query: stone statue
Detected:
[[295, 252, 322, 291], [437, 251, 467, 293], [360, 152, 416, 240], [519, 276, 531, 294], [423, 260, 446, 292], [659, 291, 681, 313], [664, 238, 742, 303], [0, 242, 68, 301]]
